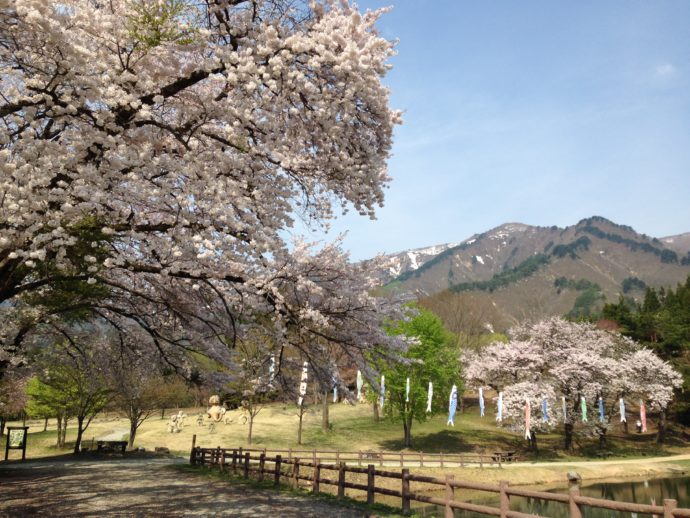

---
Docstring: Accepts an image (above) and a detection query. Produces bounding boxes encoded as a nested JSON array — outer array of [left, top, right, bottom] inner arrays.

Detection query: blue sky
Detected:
[[295, 1, 690, 260]]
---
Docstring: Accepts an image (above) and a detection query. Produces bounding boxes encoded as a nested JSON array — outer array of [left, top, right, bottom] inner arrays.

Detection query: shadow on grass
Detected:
[[379, 429, 464, 452]]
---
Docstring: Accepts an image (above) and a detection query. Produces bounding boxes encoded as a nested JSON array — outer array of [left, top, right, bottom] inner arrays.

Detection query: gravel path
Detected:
[[0, 458, 369, 517]]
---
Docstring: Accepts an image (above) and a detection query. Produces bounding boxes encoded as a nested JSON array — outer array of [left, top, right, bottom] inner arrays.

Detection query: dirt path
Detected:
[[0, 458, 369, 517]]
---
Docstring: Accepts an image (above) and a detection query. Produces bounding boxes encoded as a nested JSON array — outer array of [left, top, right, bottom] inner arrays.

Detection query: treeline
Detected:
[[450, 254, 549, 293], [603, 276, 690, 422], [578, 224, 679, 263]]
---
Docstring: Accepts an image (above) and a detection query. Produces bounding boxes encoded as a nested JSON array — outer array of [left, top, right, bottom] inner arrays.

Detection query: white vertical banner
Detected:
[[426, 382, 433, 413], [268, 354, 276, 382], [356, 370, 363, 401], [405, 377, 410, 403], [297, 361, 308, 406], [562, 396, 567, 423], [333, 386, 338, 403], [619, 398, 626, 423], [496, 391, 503, 422]]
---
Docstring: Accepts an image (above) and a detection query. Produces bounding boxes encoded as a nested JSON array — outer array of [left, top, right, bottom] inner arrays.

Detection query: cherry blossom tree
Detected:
[[465, 317, 682, 450], [0, 1, 402, 376]]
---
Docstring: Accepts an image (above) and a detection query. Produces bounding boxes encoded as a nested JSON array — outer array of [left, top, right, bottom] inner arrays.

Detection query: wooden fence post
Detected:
[[274, 455, 282, 486], [445, 474, 455, 518], [215, 446, 221, 467], [420, 451, 424, 467], [313, 462, 321, 494], [231, 449, 238, 474], [312, 449, 316, 466], [499, 480, 510, 518], [367, 464, 375, 505], [336, 449, 340, 465], [189, 434, 197, 465], [220, 449, 226, 473], [569, 486, 582, 518], [243, 452, 250, 479], [664, 499, 678, 518], [358, 450, 363, 466], [440, 452, 444, 468], [400, 451, 404, 467], [338, 462, 346, 498], [292, 458, 300, 489], [401, 468, 411, 514], [258, 453, 266, 482]]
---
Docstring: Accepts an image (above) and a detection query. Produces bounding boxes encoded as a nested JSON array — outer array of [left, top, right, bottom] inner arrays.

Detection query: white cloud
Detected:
[[656, 63, 675, 76]]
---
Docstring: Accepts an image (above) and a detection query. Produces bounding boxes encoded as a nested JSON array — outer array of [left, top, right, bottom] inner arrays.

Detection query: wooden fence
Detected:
[[190, 444, 516, 468], [190, 441, 690, 517]]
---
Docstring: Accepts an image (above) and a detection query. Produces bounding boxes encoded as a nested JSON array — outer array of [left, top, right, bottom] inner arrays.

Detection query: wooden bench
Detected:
[[492, 451, 517, 463], [97, 440, 127, 454]]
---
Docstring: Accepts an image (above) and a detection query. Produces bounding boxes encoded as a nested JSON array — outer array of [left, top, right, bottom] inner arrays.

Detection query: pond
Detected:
[[413, 475, 690, 517]]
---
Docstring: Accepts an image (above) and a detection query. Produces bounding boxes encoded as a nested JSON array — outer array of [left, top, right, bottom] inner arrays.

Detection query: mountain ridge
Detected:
[[376, 216, 690, 327]]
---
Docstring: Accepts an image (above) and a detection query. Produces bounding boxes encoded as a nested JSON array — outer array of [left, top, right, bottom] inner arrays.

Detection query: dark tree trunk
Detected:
[[161, 407, 166, 419], [403, 417, 412, 448], [623, 419, 629, 434], [322, 390, 330, 433], [43, 417, 48, 432], [128, 417, 138, 449], [56, 415, 63, 447], [73, 417, 84, 454], [598, 427, 607, 448], [528, 431, 538, 452], [564, 422, 574, 451], [0, 416, 5, 436], [372, 399, 380, 422], [656, 409, 667, 444]]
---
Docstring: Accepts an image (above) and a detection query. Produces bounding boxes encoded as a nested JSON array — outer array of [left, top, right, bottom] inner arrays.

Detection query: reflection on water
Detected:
[[414, 476, 690, 517]]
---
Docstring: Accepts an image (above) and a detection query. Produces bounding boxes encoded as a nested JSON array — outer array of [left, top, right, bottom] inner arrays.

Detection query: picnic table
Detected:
[[96, 440, 128, 454], [492, 451, 517, 463]]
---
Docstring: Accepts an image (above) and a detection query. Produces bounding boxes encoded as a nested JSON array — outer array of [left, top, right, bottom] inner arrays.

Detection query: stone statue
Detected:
[[207, 395, 226, 422]]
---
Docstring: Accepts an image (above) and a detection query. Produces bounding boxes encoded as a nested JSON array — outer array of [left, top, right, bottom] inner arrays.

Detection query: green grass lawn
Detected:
[[4, 399, 688, 463]]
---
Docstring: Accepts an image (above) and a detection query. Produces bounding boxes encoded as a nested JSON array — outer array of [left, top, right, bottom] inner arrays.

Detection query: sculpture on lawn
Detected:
[[207, 395, 226, 422]]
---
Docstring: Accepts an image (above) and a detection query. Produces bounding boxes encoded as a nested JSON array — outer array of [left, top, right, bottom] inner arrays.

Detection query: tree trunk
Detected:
[[0, 416, 5, 436], [297, 408, 304, 445], [56, 415, 63, 447], [564, 422, 573, 451], [656, 408, 667, 444], [528, 430, 538, 452], [403, 417, 412, 448], [248, 412, 255, 445], [623, 419, 629, 434], [43, 417, 49, 432], [61, 417, 68, 448], [372, 399, 380, 422], [161, 407, 166, 419], [322, 390, 330, 433], [128, 417, 138, 449], [73, 417, 84, 454]]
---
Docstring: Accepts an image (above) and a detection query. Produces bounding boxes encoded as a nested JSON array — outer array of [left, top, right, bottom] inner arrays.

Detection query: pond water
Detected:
[[414, 475, 690, 517]]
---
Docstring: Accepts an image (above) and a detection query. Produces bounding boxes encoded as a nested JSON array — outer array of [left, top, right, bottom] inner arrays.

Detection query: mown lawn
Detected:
[[4, 398, 688, 463]]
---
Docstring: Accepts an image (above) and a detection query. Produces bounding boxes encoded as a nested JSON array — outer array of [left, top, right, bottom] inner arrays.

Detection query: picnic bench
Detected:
[[96, 440, 127, 454], [491, 451, 517, 463]]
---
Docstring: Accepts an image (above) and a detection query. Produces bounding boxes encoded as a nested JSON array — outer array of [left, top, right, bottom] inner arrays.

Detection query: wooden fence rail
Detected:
[[190, 440, 690, 517], [192, 445, 517, 468]]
